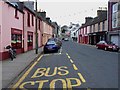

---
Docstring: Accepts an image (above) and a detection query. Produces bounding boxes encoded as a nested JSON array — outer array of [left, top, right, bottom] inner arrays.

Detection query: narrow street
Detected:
[[9, 41, 118, 89]]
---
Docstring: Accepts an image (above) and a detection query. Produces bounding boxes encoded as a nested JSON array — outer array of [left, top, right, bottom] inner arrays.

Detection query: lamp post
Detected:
[[35, 0, 38, 54]]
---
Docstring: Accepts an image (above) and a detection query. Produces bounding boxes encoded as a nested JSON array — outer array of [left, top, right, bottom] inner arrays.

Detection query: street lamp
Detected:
[[35, 0, 38, 54]]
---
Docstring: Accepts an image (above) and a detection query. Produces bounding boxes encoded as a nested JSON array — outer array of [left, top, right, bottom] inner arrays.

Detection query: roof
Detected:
[[80, 11, 107, 28], [6, 1, 24, 13]]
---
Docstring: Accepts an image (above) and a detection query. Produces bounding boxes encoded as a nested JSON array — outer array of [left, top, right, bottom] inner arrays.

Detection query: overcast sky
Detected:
[[20, 0, 108, 26]]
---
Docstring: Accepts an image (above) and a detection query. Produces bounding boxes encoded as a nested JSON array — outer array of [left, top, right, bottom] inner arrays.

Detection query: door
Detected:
[[111, 35, 119, 45]]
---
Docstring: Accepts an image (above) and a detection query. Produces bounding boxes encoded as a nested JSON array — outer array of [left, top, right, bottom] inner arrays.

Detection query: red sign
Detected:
[[11, 28, 22, 34], [28, 32, 33, 36]]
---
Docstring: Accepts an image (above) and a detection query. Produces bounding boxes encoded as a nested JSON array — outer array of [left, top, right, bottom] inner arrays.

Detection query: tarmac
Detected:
[[1, 47, 43, 89]]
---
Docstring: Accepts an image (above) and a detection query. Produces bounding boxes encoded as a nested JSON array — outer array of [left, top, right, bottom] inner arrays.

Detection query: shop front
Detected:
[[27, 31, 33, 51], [88, 33, 96, 45], [11, 28, 23, 54], [108, 30, 120, 47], [89, 31, 107, 45]]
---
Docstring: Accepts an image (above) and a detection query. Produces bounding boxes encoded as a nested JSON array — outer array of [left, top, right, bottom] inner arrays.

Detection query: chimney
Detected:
[[23, 1, 34, 12], [38, 11, 46, 19], [46, 17, 50, 22], [97, 10, 107, 16], [85, 17, 93, 23]]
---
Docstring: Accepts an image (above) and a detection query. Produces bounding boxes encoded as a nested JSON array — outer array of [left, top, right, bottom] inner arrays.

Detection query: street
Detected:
[[9, 41, 118, 89]]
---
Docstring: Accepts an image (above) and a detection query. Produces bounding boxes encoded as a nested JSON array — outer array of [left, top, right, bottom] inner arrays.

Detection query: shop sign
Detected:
[[28, 32, 33, 35], [11, 28, 22, 34]]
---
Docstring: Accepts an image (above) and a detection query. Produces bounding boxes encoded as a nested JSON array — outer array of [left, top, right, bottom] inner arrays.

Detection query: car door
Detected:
[[101, 42, 106, 49]]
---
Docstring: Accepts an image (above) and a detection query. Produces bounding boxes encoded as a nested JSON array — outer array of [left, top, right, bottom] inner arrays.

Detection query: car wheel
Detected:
[[115, 49, 119, 52], [44, 50, 47, 54], [104, 47, 107, 51]]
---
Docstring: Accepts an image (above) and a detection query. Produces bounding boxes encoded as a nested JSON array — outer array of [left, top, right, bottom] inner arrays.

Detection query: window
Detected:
[[32, 15, 34, 26], [27, 32, 33, 47], [93, 25, 95, 32], [11, 34, 22, 49], [90, 26, 92, 33], [98, 23, 100, 31], [27, 12, 30, 27], [102, 21, 105, 31], [28, 35, 33, 46], [39, 20, 40, 30], [15, 9, 19, 19], [85, 27, 87, 34]]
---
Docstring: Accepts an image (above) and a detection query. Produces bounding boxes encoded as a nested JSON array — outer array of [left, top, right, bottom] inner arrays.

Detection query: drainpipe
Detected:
[[23, 7, 25, 53]]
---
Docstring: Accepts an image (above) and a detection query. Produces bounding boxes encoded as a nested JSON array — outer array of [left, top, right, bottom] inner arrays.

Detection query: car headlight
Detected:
[[108, 46, 112, 48]]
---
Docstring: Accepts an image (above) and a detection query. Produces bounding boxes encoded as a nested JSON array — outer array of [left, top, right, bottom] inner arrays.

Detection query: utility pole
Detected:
[[35, 0, 38, 54]]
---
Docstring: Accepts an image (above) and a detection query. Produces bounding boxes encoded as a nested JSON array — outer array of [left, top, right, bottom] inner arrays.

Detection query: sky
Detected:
[[20, 0, 108, 26]]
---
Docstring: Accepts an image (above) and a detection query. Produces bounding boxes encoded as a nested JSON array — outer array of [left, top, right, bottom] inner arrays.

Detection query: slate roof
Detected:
[[80, 11, 107, 28]]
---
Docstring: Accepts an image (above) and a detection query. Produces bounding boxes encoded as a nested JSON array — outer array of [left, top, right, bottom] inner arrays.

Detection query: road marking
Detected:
[[77, 73, 86, 83], [66, 53, 68, 56], [72, 64, 78, 71], [68, 56, 71, 59], [70, 59, 74, 63], [66, 53, 71, 59], [12, 55, 43, 89], [60, 47, 62, 54], [87, 88, 91, 90]]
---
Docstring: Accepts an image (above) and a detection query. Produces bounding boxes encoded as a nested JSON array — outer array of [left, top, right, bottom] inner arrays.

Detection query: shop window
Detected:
[[11, 34, 22, 49], [28, 35, 33, 47]]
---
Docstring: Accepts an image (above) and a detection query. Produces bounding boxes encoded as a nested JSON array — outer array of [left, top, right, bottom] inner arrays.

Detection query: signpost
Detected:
[[35, 0, 38, 54]]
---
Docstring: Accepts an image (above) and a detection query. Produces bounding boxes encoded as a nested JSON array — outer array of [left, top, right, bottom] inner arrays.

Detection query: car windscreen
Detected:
[[47, 41, 56, 45]]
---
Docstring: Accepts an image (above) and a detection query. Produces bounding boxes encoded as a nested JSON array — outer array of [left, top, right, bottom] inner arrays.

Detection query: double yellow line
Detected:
[[12, 55, 43, 89]]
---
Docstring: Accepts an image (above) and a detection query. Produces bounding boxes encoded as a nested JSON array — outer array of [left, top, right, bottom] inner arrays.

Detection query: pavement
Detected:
[[1, 47, 43, 89]]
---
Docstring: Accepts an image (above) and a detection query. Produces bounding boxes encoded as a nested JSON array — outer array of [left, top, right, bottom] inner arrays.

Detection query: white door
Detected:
[[111, 35, 119, 45]]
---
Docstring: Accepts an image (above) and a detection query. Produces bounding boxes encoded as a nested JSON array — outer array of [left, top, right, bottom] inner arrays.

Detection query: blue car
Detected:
[[44, 41, 59, 53]]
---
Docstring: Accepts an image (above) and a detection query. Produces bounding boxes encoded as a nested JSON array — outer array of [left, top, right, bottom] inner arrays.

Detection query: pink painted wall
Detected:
[[43, 22, 53, 36], [1, 2, 23, 53], [23, 9, 35, 52], [38, 20, 42, 47], [42, 21, 53, 45], [87, 26, 90, 34], [23, 9, 42, 52]]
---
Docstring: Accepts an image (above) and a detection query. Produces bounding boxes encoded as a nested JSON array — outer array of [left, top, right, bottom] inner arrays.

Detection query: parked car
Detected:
[[44, 40, 60, 53], [96, 41, 119, 52], [62, 38, 64, 40], [48, 38, 62, 49]]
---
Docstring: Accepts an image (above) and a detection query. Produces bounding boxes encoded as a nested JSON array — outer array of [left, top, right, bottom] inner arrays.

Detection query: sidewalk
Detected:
[[1, 47, 43, 88]]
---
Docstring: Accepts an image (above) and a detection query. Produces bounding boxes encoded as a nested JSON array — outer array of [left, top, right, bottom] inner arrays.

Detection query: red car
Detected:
[[96, 41, 119, 52]]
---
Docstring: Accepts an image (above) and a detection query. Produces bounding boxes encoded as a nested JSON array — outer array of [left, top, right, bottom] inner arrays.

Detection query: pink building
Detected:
[[78, 25, 89, 44], [42, 20, 54, 45], [23, 5, 42, 52], [0, 1, 54, 60], [0, 1, 24, 60], [108, 0, 120, 47]]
